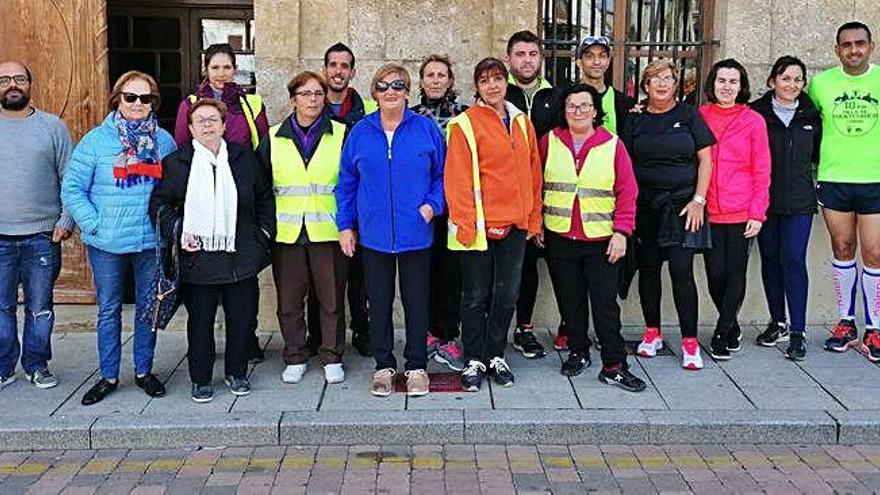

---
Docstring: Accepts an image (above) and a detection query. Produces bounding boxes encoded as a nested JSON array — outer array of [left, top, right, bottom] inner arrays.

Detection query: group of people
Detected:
[[0, 20, 877, 403]]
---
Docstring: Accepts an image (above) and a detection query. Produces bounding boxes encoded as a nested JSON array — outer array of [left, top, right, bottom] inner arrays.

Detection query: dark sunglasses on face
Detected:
[[121, 92, 156, 105], [375, 79, 408, 93]]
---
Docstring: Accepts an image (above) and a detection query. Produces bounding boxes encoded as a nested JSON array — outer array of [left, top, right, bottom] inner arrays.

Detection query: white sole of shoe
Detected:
[[191, 395, 214, 403], [371, 389, 392, 397], [28, 377, 57, 389]]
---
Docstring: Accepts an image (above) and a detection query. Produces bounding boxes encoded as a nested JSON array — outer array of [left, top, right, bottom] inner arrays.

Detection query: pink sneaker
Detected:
[[427, 334, 441, 357], [637, 327, 663, 357], [681, 337, 703, 370], [434, 341, 465, 372]]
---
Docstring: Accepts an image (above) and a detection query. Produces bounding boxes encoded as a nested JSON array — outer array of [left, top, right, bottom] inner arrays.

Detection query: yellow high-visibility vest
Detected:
[[445, 112, 530, 251], [542, 131, 617, 237], [189, 94, 263, 149], [602, 89, 618, 134], [270, 120, 346, 243]]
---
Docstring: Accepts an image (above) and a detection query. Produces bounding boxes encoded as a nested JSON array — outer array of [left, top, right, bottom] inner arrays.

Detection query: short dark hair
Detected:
[[204, 43, 237, 69], [766, 55, 807, 87], [555, 84, 606, 129], [837, 21, 872, 44], [324, 42, 356, 69], [472, 57, 509, 99], [704, 58, 751, 104], [507, 30, 541, 54]]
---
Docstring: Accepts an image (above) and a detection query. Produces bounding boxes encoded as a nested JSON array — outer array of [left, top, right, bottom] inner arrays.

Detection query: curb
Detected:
[[0, 409, 871, 450]]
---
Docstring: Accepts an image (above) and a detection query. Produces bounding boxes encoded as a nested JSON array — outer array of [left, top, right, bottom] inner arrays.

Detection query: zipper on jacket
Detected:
[[387, 136, 397, 253]]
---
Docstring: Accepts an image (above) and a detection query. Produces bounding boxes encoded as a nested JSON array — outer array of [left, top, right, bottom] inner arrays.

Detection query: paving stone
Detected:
[[90, 412, 280, 449], [647, 409, 838, 444], [465, 409, 651, 444], [0, 416, 94, 451], [280, 410, 463, 444]]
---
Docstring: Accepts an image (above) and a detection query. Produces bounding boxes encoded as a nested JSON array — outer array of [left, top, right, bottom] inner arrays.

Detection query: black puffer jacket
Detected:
[[506, 83, 557, 138], [149, 142, 276, 285], [750, 91, 822, 215]]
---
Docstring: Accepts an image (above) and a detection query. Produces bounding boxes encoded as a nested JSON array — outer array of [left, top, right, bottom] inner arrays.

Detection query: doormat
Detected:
[[624, 339, 675, 356], [393, 371, 463, 393]]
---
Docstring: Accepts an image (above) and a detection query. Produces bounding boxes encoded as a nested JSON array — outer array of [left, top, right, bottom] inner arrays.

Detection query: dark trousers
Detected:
[[273, 242, 347, 365], [516, 240, 542, 326], [429, 216, 461, 341], [183, 277, 258, 384], [636, 210, 699, 338], [703, 222, 752, 336], [545, 233, 626, 368], [307, 249, 369, 342], [361, 247, 430, 371], [460, 229, 527, 363], [758, 214, 812, 333]]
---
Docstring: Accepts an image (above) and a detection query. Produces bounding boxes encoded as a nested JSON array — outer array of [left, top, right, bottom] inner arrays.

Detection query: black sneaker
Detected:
[[825, 320, 858, 352], [598, 366, 647, 392], [710, 333, 731, 360], [726, 323, 743, 352], [561, 352, 591, 377], [135, 373, 166, 398], [785, 332, 806, 361], [352, 331, 371, 357], [460, 360, 486, 392], [224, 376, 251, 396], [191, 383, 214, 403], [757, 322, 790, 347], [861, 328, 880, 363], [81, 378, 117, 406], [488, 357, 515, 387], [512, 325, 546, 359]]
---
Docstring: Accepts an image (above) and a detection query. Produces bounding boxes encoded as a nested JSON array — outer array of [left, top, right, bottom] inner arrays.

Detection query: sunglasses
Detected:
[[121, 92, 157, 105], [375, 79, 408, 93]]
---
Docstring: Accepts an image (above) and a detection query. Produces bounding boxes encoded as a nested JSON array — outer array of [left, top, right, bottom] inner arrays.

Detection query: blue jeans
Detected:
[[0, 233, 61, 376], [758, 214, 813, 333], [87, 246, 158, 379]]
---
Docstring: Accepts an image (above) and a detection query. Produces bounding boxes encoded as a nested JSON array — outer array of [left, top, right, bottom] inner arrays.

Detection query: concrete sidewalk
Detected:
[[1, 322, 878, 450]]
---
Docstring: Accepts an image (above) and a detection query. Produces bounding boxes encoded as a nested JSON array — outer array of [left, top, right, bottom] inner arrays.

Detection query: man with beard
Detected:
[[0, 61, 74, 389], [504, 31, 560, 359], [304, 43, 375, 357]]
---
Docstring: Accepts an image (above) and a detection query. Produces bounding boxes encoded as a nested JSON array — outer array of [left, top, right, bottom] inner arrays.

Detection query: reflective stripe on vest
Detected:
[[542, 132, 617, 237], [446, 112, 530, 251], [188, 94, 263, 148], [270, 120, 345, 243], [601, 89, 617, 134]]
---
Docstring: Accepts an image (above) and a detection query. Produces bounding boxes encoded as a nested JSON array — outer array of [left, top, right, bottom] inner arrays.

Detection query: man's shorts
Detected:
[[816, 182, 880, 214]]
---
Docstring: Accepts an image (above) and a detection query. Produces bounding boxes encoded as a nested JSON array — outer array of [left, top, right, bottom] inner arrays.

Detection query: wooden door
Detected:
[[0, 0, 109, 303]]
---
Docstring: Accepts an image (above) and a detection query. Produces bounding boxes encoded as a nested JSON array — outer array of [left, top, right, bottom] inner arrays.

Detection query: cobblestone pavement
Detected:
[[4, 443, 880, 494]]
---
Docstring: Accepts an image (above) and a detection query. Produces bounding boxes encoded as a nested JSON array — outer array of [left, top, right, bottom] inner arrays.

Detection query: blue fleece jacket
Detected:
[[62, 112, 176, 254], [335, 108, 445, 253]]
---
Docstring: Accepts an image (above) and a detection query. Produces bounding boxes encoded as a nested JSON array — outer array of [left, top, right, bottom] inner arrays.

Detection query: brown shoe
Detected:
[[405, 369, 429, 396], [370, 368, 395, 397]]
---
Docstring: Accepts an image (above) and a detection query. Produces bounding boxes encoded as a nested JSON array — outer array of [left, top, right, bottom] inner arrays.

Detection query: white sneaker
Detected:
[[636, 327, 663, 357], [281, 364, 307, 384], [681, 338, 704, 370], [324, 363, 345, 384]]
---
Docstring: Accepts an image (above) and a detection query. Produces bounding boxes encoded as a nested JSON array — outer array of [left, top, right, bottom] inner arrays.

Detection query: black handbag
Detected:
[[140, 206, 182, 332]]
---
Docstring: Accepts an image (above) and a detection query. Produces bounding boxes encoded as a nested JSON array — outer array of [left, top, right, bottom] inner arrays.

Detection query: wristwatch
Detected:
[[692, 194, 706, 205]]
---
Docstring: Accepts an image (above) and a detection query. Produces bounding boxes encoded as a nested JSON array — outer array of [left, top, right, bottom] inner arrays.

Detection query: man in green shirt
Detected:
[[807, 21, 880, 360], [575, 35, 635, 134]]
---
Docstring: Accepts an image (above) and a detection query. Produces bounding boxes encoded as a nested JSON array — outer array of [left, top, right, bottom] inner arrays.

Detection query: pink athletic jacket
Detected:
[[699, 103, 771, 224]]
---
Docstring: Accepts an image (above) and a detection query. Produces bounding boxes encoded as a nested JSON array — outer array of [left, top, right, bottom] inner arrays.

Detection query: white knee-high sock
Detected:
[[862, 267, 880, 329], [833, 258, 859, 320]]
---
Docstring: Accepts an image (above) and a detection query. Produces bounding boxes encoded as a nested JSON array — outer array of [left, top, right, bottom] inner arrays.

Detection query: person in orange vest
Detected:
[[445, 57, 543, 392]]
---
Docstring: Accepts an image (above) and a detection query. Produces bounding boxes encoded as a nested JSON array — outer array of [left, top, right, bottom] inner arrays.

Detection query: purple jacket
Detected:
[[174, 85, 269, 149]]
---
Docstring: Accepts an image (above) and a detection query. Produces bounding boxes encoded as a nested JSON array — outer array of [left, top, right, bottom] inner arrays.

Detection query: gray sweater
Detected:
[[0, 109, 75, 235]]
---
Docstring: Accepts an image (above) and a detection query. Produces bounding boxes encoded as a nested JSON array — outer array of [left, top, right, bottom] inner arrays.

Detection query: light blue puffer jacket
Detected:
[[61, 112, 177, 254]]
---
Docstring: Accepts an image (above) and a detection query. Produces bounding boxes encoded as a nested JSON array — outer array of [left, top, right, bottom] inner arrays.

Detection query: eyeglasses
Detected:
[[121, 92, 156, 105], [192, 116, 222, 126], [0, 75, 29, 88], [375, 79, 408, 93], [649, 75, 676, 85], [294, 90, 325, 99], [565, 103, 594, 114]]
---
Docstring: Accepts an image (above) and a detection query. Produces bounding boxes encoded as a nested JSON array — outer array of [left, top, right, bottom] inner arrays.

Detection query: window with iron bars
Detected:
[[541, 0, 715, 104]]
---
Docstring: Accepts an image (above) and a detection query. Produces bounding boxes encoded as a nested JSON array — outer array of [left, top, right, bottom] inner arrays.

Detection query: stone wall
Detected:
[[254, 1, 878, 330]]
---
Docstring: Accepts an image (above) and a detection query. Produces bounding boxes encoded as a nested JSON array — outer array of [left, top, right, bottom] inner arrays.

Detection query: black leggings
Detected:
[[636, 211, 699, 338], [703, 222, 752, 336]]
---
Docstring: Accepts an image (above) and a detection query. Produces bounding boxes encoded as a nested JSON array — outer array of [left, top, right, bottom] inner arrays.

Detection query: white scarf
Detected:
[[183, 139, 238, 252]]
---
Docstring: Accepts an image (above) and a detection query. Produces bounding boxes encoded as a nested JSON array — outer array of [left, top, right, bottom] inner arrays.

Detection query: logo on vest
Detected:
[[832, 90, 879, 136]]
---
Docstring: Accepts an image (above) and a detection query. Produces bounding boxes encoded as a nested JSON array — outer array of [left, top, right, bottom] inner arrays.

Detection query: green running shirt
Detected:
[[807, 64, 880, 183]]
